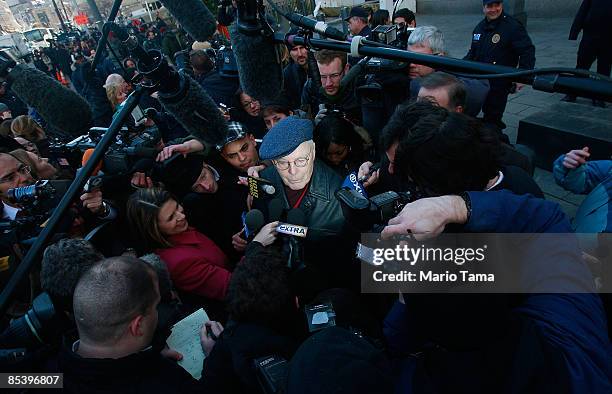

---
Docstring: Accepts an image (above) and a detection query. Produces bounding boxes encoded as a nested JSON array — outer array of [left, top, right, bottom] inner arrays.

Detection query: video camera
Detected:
[[370, 24, 415, 49], [335, 188, 413, 232], [2, 180, 73, 243]]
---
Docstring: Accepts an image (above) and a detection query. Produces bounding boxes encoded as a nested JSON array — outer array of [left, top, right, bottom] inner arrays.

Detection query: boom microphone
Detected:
[[158, 0, 217, 41], [230, 24, 283, 103], [6, 65, 93, 136], [266, 1, 347, 41], [157, 73, 228, 147]]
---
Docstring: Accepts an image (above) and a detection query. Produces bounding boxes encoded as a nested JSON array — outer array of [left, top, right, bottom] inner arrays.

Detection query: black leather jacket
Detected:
[[256, 159, 358, 284]]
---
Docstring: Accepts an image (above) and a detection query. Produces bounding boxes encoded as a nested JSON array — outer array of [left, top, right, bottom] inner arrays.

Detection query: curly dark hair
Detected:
[[393, 102, 502, 196], [41, 238, 104, 312], [380, 100, 447, 152], [226, 248, 294, 326]]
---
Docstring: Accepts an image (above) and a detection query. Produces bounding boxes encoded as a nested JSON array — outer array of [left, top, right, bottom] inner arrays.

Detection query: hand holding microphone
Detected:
[[358, 161, 380, 187], [252, 221, 280, 246]]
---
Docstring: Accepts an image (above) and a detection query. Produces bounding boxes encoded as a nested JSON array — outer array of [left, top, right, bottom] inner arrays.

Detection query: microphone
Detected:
[[244, 209, 265, 241], [266, 1, 347, 41], [268, 198, 284, 222], [5, 65, 93, 136], [277, 208, 308, 238], [158, 0, 217, 41], [340, 56, 370, 90], [247, 176, 276, 198], [230, 1, 283, 103], [106, 23, 227, 147], [342, 171, 368, 198], [157, 74, 228, 147]]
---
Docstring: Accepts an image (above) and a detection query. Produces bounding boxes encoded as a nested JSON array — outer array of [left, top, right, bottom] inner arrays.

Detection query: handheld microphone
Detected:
[[230, 0, 283, 103], [244, 209, 265, 241], [6, 65, 93, 136], [247, 176, 276, 198], [342, 171, 368, 198], [266, 1, 347, 41], [267, 198, 284, 222], [158, 0, 217, 41], [277, 208, 308, 238]]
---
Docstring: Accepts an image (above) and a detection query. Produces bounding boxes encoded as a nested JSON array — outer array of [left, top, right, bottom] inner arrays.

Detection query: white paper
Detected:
[[166, 308, 210, 380], [312, 311, 329, 325]]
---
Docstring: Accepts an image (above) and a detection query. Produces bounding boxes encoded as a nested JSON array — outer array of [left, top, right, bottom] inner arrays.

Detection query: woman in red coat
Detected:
[[127, 187, 277, 301]]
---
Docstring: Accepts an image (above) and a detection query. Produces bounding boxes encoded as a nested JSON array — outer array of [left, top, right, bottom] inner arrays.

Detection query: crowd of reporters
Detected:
[[0, 1, 610, 393]]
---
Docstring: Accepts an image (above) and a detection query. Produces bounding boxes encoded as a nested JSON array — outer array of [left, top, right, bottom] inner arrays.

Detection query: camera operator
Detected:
[[200, 248, 300, 394], [0, 152, 116, 229], [0, 239, 103, 370], [301, 50, 362, 126], [190, 48, 239, 107]]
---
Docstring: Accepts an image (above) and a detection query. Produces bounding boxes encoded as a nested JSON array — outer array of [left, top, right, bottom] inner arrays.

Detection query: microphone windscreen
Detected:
[[159, 0, 216, 41], [287, 208, 306, 226], [158, 74, 227, 147], [81, 148, 103, 175], [268, 198, 284, 222], [8, 65, 93, 136], [230, 25, 283, 103], [245, 209, 265, 234]]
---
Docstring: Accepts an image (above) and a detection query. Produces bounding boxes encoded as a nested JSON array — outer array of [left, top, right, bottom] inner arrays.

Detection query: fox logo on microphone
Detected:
[[277, 223, 308, 238]]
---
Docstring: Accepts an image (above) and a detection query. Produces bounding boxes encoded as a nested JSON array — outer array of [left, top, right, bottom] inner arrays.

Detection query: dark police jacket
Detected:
[[569, 0, 612, 40], [464, 13, 535, 70]]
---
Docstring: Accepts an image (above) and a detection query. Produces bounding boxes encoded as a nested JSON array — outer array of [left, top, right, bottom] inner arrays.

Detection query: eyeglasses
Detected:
[[0, 163, 31, 184], [274, 148, 313, 171], [320, 72, 343, 82], [241, 99, 259, 109]]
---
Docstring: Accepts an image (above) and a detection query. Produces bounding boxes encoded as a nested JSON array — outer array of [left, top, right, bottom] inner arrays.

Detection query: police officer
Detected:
[[464, 0, 535, 131], [563, 0, 612, 107]]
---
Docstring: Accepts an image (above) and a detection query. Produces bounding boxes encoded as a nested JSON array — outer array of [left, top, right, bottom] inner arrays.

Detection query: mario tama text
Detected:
[[358, 233, 611, 294], [373, 270, 494, 284]]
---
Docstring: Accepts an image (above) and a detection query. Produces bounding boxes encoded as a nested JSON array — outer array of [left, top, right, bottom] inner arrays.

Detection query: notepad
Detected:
[[166, 308, 210, 379]]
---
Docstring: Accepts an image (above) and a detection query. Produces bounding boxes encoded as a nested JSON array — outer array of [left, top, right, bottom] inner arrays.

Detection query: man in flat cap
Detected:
[[254, 116, 357, 296]]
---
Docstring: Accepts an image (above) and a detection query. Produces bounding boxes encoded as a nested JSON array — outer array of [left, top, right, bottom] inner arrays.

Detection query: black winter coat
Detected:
[[569, 0, 612, 39], [56, 345, 202, 394]]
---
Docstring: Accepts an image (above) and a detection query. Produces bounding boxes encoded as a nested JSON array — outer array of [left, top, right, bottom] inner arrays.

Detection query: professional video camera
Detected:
[[335, 188, 413, 232], [369, 24, 415, 49], [103, 125, 161, 175]]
